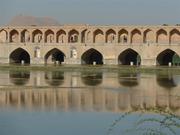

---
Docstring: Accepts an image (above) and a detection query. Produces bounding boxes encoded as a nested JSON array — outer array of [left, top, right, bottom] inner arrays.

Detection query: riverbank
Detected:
[[0, 64, 179, 74]]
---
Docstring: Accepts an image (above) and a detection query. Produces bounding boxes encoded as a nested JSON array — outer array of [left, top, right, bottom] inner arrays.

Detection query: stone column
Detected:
[[115, 30, 119, 43], [167, 30, 170, 45], [18, 30, 21, 43], [7, 29, 10, 43], [65, 29, 69, 43], [78, 31, 81, 43], [128, 30, 131, 45], [30, 30, 33, 43], [103, 29, 106, 43], [54, 30, 57, 43], [42, 30, 45, 43], [140, 29, 144, 44], [153, 29, 157, 44]]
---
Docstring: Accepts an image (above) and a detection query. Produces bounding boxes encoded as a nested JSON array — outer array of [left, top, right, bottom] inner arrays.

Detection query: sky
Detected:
[[0, 0, 180, 25]]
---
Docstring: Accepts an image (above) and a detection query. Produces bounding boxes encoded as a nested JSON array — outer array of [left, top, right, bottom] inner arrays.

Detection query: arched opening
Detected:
[[10, 48, 30, 64], [45, 29, 54, 43], [57, 30, 66, 43], [131, 29, 142, 44], [170, 29, 180, 44], [156, 49, 180, 66], [10, 29, 19, 43], [81, 29, 87, 43], [143, 29, 154, 44], [9, 71, 30, 86], [81, 72, 103, 86], [93, 29, 104, 43], [21, 29, 30, 43], [86, 31, 91, 43], [118, 49, 141, 66], [118, 29, 128, 43], [68, 29, 79, 43], [156, 29, 168, 44], [45, 48, 65, 64], [45, 71, 64, 86], [81, 49, 103, 65], [32, 29, 43, 43], [106, 29, 116, 43], [0, 29, 7, 43]]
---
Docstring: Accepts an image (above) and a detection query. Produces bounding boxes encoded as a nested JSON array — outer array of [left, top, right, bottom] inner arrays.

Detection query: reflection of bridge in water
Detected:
[[0, 71, 179, 114], [0, 88, 180, 113], [3, 71, 180, 89]]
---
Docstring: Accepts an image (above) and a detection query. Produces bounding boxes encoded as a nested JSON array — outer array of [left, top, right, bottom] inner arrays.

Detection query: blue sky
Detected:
[[0, 0, 180, 25]]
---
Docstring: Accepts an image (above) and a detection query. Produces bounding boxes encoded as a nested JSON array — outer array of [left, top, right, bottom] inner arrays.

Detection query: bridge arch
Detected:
[[131, 29, 142, 44], [68, 29, 79, 43], [118, 29, 128, 43], [10, 48, 30, 64], [118, 49, 141, 66], [156, 29, 168, 44], [56, 29, 66, 43], [93, 29, 104, 43], [45, 48, 65, 64], [170, 29, 180, 44], [0, 29, 7, 42], [21, 29, 30, 43], [10, 29, 19, 43], [32, 29, 43, 43], [156, 49, 180, 66], [45, 29, 54, 43], [81, 48, 103, 65], [143, 29, 154, 43], [105, 29, 116, 43]]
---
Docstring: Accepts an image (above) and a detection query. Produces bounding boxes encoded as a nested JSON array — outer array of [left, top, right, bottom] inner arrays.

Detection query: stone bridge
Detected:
[[0, 25, 180, 66]]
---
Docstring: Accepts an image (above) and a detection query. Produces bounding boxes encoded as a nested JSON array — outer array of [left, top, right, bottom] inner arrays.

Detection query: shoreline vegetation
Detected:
[[0, 64, 179, 74]]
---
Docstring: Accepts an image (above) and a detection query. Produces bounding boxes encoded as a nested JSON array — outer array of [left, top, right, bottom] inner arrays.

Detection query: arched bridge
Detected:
[[0, 25, 180, 66]]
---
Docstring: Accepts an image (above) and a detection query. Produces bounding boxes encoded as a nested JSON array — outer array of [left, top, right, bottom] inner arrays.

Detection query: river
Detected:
[[0, 69, 180, 135]]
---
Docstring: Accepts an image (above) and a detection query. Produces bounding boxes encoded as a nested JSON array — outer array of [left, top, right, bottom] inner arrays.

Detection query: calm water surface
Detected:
[[0, 69, 180, 135]]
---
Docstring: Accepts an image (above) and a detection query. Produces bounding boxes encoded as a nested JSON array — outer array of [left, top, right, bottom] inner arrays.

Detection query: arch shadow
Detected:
[[81, 72, 103, 86], [156, 73, 178, 89], [118, 73, 140, 87], [10, 48, 30, 64], [118, 49, 141, 66], [45, 71, 64, 86], [156, 49, 180, 66], [45, 48, 65, 64], [9, 71, 30, 86], [81, 48, 103, 65]]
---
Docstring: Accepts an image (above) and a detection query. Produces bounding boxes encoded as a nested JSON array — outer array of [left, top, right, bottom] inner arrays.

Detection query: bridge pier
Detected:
[[104, 59, 118, 65], [0, 57, 9, 64], [141, 58, 156, 66], [31, 57, 45, 65], [64, 58, 81, 65]]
